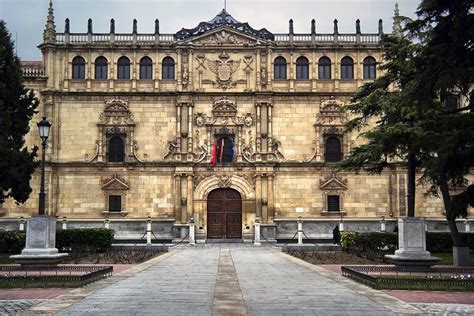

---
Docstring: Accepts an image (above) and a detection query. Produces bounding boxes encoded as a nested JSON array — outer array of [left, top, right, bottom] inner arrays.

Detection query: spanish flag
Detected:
[[210, 140, 217, 166], [219, 138, 225, 163]]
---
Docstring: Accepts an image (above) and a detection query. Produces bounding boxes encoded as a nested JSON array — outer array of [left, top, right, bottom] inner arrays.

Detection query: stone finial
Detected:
[[155, 19, 160, 34], [133, 19, 137, 34], [87, 18, 93, 33], [333, 19, 338, 34], [65, 18, 70, 34], [42, 0, 56, 43], [356, 19, 361, 34], [378, 18, 383, 35], [289, 19, 294, 34], [311, 19, 316, 35], [393, 3, 402, 37], [110, 18, 115, 34]]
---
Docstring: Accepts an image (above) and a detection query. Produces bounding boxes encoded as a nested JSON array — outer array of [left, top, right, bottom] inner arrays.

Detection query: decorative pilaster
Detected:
[[174, 175, 181, 222], [176, 102, 182, 154], [255, 175, 262, 218], [187, 103, 194, 161], [186, 174, 193, 221], [268, 175, 275, 222], [255, 103, 261, 153]]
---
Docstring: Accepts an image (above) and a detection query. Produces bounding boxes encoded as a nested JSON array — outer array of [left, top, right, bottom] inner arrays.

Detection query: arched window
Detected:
[[108, 136, 125, 162], [274, 57, 287, 80], [95, 56, 108, 80], [296, 56, 309, 80], [162, 57, 175, 80], [139, 57, 153, 80], [363, 57, 376, 79], [325, 137, 342, 162], [318, 57, 331, 80], [72, 56, 85, 79], [117, 57, 130, 80], [340, 56, 354, 80]]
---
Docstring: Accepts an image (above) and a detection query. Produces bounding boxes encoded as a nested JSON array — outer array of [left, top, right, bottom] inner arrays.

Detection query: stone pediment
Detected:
[[186, 28, 257, 46], [320, 175, 347, 190], [175, 9, 274, 42], [101, 174, 130, 191]]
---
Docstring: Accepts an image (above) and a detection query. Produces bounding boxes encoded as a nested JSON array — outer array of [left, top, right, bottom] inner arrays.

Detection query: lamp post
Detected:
[[11, 116, 68, 264], [37, 117, 52, 216]]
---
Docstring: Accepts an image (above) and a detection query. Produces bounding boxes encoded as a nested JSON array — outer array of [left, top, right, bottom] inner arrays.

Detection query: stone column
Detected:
[[186, 174, 193, 222], [189, 49, 194, 90], [262, 176, 268, 222], [255, 103, 261, 153], [267, 103, 273, 153], [176, 102, 182, 154], [255, 175, 262, 218], [187, 103, 193, 158], [237, 125, 243, 162], [174, 174, 181, 222], [256, 49, 261, 89], [268, 175, 275, 222]]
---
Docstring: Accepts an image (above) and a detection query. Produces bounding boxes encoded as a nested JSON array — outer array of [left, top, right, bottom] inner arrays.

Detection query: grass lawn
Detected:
[[0, 253, 14, 264], [432, 252, 474, 265]]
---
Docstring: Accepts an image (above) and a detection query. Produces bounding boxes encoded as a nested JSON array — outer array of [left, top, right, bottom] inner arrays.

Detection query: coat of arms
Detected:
[[207, 52, 240, 90]]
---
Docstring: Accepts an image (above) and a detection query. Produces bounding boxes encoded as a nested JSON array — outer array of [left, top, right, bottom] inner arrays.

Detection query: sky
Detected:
[[0, 0, 419, 61]]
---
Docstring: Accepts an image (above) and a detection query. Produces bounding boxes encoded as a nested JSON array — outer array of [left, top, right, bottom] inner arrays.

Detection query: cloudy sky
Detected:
[[1, 0, 419, 61]]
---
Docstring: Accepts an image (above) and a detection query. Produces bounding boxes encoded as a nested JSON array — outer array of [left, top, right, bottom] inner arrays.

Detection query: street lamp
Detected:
[[37, 117, 52, 216]]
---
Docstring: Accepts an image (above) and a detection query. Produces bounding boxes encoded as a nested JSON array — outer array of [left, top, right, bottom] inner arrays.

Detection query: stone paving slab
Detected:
[[14, 244, 474, 315]]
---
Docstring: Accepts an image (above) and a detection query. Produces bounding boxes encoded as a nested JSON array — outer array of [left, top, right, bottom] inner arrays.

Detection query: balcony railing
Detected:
[[22, 66, 46, 78]]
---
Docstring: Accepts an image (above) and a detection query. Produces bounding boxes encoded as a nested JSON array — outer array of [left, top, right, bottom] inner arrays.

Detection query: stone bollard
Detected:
[[189, 217, 195, 245], [62, 217, 68, 230], [104, 217, 110, 229], [297, 217, 303, 245], [380, 216, 386, 232], [254, 217, 261, 246], [19, 217, 25, 231], [146, 217, 152, 245], [465, 219, 470, 233], [339, 216, 345, 232]]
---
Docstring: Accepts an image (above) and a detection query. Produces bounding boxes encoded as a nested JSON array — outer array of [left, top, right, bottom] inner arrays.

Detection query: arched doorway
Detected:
[[207, 188, 242, 239]]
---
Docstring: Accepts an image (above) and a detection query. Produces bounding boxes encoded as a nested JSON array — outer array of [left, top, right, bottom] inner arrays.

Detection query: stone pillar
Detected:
[[297, 218, 303, 245], [186, 174, 193, 221], [255, 175, 262, 218], [61, 217, 67, 230], [104, 217, 110, 229], [255, 103, 261, 153], [175, 102, 182, 155], [146, 217, 152, 245], [267, 175, 275, 222], [187, 103, 194, 158], [339, 216, 345, 231], [261, 176, 268, 222], [189, 217, 195, 245], [254, 217, 261, 246], [380, 217, 386, 232], [19, 217, 25, 231], [174, 174, 181, 222], [267, 104, 273, 153]]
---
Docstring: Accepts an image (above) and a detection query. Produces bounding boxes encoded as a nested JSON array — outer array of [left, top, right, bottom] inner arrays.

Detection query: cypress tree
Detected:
[[0, 21, 39, 204]]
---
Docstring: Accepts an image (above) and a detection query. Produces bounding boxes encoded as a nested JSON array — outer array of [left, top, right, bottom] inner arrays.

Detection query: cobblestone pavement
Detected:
[[11, 244, 474, 315], [0, 299, 44, 315]]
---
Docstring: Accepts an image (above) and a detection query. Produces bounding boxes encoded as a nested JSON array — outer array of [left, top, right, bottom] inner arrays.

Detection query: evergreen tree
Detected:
[[0, 21, 39, 204], [338, 0, 473, 247]]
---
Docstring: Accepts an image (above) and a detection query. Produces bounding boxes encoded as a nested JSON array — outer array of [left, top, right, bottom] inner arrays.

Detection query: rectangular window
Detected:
[[327, 195, 340, 212], [109, 195, 122, 212]]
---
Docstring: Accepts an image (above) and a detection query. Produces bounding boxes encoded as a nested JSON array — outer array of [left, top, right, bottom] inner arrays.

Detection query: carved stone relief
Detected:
[[207, 52, 241, 90]]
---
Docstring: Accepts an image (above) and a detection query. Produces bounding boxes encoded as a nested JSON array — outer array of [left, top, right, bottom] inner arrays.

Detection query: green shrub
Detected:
[[56, 228, 114, 253], [0, 230, 26, 253], [341, 231, 474, 261]]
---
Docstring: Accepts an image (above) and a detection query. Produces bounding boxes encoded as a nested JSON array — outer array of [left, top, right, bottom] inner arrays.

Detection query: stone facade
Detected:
[[3, 3, 472, 241]]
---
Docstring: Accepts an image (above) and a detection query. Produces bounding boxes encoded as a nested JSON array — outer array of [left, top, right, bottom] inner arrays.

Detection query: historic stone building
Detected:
[[2, 2, 469, 241]]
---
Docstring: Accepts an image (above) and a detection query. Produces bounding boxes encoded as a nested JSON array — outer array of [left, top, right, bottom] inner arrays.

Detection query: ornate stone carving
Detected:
[[163, 139, 179, 160], [207, 52, 240, 90], [86, 98, 144, 163], [101, 174, 130, 191], [174, 9, 274, 41], [181, 67, 189, 88], [243, 55, 253, 71], [218, 175, 232, 188], [194, 112, 215, 127], [212, 96, 237, 117], [319, 174, 347, 191]]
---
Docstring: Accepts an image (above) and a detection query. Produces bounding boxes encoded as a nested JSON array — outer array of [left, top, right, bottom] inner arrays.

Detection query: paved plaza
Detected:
[[3, 244, 473, 315]]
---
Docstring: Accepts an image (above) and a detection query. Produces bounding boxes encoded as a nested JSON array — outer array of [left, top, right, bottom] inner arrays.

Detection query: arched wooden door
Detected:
[[207, 188, 242, 239]]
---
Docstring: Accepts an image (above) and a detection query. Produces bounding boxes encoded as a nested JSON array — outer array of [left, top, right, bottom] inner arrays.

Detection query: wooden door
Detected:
[[207, 188, 242, 239]]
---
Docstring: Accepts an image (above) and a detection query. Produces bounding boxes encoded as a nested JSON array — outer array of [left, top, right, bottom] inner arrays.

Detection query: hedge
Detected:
[[340, 231, 474, 260], [0, 228, 114, 254]]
